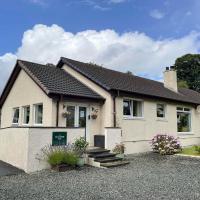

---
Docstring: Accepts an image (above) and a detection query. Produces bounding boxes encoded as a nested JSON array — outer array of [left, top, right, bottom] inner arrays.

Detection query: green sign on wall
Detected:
[[52, 132, 67, 146]]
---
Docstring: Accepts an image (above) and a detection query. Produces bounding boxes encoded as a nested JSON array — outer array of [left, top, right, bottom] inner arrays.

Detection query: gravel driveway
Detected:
[[0, 153, 200, 200]]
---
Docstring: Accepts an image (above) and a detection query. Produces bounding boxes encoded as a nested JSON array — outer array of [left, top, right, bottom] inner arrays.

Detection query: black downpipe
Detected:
[[112, 90, 120, 128], [56, 100, 59, 127], [113, 95, 116, 127]]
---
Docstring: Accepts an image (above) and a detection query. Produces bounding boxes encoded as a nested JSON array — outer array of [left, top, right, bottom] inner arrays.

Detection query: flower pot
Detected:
[[91, 115, 97, 119], [62, 113, 68, 118], [116, 154, 125, 159], [77, 157, 85, 167]]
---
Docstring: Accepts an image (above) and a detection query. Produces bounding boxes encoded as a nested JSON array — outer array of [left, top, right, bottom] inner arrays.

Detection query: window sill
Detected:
[[33, 124, 43, 126], [178, 132, 194, 136], [12, 123, 19, 126], [156, 118, 168, 122], [22, 124, 29, 126], [123, 117, 145, 121]]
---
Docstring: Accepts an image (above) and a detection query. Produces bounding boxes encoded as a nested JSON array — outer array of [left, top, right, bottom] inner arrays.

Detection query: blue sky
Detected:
[[1, 0, 199, 55], [0, 0, 200, 91]]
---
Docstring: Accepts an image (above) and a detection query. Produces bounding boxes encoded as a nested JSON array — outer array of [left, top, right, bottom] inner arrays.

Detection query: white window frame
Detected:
[[156, 103, 166, 119], [33, 103, 43, 126], [12, 107, 20, 125], [65, 104, 88, 128], [22, 105, 30, 125], [177, 106, 192, 133], [123, 98, 144, 119]]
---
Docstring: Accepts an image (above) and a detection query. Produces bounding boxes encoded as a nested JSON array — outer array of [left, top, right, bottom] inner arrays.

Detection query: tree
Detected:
[[177, 80, 189, 89], [174, 54, 200, 92]]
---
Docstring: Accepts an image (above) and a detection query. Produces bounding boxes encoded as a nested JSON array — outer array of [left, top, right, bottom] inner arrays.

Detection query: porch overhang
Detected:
[[49, 93, 105, 104]]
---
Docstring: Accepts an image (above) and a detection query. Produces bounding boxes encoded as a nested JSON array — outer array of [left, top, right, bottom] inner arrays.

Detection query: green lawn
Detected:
[[180, 146, 200, 156]]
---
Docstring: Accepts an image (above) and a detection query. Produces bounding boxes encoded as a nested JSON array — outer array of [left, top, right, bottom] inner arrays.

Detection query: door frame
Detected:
[[64, 103, 90, 142]]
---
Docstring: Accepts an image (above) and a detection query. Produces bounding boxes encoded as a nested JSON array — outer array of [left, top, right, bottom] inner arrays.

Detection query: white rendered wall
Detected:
[[0, 127, 85, 172], [0, 128, 29, 170], [105, 128, 122, 151]]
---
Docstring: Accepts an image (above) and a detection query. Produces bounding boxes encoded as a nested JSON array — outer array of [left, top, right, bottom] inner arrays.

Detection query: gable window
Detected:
[[177, 107, 191, 132], [123, 99, 143, 118], [12, 108, 20, 124], [23, 106, 30, 125], [34, 104, 43, 125], [157, 104, 166, 118]]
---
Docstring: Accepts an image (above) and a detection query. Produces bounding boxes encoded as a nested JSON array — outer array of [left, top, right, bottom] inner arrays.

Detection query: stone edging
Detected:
[[175, 154, 200, 159]]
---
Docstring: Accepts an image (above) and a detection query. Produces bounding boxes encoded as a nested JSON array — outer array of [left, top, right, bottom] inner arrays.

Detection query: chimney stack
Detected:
[[164, 66, 178, 92]]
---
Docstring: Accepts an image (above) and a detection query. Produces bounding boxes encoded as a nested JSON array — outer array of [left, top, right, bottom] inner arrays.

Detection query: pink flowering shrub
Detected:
[[152, 134, 182, 155]]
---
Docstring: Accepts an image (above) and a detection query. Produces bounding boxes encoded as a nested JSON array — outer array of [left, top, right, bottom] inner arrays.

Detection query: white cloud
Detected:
[[79, 0, 109, 11], [76, 0, 127, 10], [150, 9, 165, 19], [29, 0, 47, 6], [186, 11, 192, 16], [1, 24, 200, 93], [0, 53, 17, 92], [109, 0, 127, 3]]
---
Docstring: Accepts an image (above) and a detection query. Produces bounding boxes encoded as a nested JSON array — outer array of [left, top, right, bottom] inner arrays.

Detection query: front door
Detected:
[[66, 105, 88, 140], [78, 107, 87, 128]]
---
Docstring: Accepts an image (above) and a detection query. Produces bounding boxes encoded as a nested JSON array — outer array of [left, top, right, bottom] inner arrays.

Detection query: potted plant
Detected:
[[91, 108, 98, 120], [62, 111, 70, 118], [113, 143, 126, 159], [74, 137, 89, 167]]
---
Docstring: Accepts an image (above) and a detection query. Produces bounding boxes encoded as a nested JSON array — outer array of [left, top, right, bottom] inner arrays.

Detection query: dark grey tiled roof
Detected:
[[18, 60, 104, 100], [59, 57, 200, 105]]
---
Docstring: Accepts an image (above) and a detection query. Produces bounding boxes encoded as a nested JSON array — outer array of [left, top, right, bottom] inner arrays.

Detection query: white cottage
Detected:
[[1, 57, 200, 172]]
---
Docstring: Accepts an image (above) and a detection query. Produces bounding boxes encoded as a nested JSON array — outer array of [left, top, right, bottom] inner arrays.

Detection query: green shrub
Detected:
[[194, 146, 200, 154], [113, 143, 125, 154], [63, 151, 78, 166], [40, 144, 79, 167], [152, 134, 182, 155], [47, 151, 65, 166]]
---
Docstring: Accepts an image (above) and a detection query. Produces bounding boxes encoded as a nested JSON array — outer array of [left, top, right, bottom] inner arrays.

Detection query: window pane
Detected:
[[133, 100, 142, 117], [23, 106, 30, 124], [12, 108, 19, 124], [177, 107, 183, 111], [123, 100, 131, 116], [66, 106, 75, 127], [79, 107, 86, 127], [184, 108, 190, 112], [157, 104, 165, 118], [177, 112, 191, 132], [35, 104, 43, 124]]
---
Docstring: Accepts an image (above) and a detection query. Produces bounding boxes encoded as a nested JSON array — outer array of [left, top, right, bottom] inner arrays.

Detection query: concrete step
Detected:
[[86, 148, 110, 155], [88, 152, 116, 158], [94, 157, 123, 163], [100, 161, 130, 168]]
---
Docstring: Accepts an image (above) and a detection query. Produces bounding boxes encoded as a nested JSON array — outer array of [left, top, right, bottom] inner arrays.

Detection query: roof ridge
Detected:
[[61, 57, 165, 86], [61, 57, 135, 76], [17, 59, 47, 66]]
